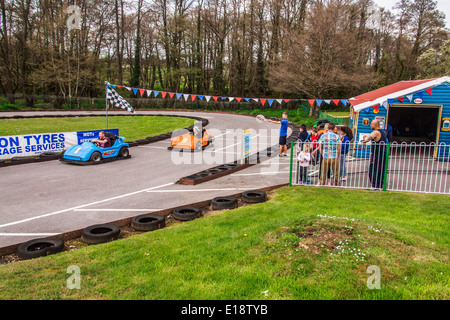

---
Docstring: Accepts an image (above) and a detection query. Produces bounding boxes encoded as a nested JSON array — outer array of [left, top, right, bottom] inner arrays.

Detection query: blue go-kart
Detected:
[[60, 132, 130, 165]]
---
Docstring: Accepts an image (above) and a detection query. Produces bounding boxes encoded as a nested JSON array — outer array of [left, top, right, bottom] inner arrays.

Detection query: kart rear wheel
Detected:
[[90, 151, 102, 163], [119, 147, 129, 158]]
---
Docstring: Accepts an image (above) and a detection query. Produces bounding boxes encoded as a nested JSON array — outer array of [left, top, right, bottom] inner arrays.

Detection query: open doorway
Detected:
[[388, 105, 441, 144]]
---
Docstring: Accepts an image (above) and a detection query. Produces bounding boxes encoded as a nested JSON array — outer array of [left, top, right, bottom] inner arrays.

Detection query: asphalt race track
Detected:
[[0, 111, 294, 249]]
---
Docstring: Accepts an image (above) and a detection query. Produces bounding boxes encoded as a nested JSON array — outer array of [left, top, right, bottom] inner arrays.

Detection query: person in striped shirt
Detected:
[[318, 122, 341, 186]]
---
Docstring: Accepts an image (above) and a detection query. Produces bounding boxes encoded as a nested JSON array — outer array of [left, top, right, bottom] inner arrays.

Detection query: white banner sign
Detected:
[[0, 132, 78, 160]]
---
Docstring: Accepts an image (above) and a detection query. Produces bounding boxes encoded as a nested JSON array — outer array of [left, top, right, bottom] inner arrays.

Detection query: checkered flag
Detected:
[[105, 82, 135, 113]]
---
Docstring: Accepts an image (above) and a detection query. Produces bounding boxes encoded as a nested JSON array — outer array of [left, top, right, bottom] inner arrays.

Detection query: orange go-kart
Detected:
[[168, 127, 213, 152]]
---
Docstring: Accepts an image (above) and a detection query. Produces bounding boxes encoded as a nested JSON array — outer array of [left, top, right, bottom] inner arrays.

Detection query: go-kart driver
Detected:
[[91, 131, 111, 148]]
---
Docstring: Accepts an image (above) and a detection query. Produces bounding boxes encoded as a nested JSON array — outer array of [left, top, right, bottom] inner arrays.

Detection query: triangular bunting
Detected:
[[213, 96, 219, 101], [276, 99, 282, 104], [198, 95, 204, 101], [425, 88, 433, 96], [191, 94, 197, 101], [154, 91, 160, 97], [132, 88, 138, 95], [236, 98, 242, 103], [260, 99, 266, 106], [125, 87, 132, 91], [406, 94, 413, 102], [333, 100, 340, 106], [176, 93, 182, 100], [268, 99, 274, 107], [398, 96, 404, 102], [139, 89, 145, 97], [340, 99, 348, 105], [244, 98, 250, 102], [284, 99, 290, 103], [183, 94, 189, 101], [169, 92, 175, 99], [324, 100, 331, 105], [308, 100, 315, 107], [205, 96, 211, 102], [316, 100, 323, 107], [387, 99, 394, 105], [147, 90, 152, 97], [229, 97, 235, 102], [162, 92, 167, 98]]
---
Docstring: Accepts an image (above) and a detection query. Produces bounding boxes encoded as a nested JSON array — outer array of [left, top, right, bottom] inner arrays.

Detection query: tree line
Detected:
[[0, 0, 448, 109]]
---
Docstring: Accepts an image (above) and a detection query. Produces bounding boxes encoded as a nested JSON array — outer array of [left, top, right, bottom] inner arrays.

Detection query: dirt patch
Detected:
[[296, 226, 355, 254]]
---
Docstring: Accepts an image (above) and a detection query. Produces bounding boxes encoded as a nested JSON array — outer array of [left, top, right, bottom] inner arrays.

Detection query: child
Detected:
[[310, 127, 319, 165], [339, 126, 353, 181], [297, 143, 311, 184]]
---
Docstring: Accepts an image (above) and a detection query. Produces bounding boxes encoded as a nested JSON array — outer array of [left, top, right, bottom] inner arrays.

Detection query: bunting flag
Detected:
[[425, 88, 433, 96], [105, 82, 135, 113], [398, 96, 404, 102], [406, 94, 413, 102], [108, 82, 355, 110]]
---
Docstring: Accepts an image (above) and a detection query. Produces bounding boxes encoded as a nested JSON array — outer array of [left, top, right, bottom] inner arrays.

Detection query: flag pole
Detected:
[[105, 81, 109, 129]]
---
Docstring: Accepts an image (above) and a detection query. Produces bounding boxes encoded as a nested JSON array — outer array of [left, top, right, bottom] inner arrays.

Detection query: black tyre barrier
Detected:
[[131, 213, 166, 232], [135, 139, 149, 145], [211, 196, 238, 210], [172, 206, 202, 221], [242, 190, 267, 204], [81, 224, 120, 244], [17, 238, 64, 260]]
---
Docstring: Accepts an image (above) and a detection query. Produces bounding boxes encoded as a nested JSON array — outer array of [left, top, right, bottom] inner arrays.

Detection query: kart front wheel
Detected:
[[90, 151, 102, 163], [119, 147, 129, 158]]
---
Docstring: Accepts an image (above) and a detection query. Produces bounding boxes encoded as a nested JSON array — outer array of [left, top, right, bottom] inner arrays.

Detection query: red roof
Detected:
[[349, 78, 438, 108]]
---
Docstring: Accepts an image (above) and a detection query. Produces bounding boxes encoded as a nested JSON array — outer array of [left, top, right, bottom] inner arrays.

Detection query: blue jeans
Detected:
[[339, 154, 347, 177]]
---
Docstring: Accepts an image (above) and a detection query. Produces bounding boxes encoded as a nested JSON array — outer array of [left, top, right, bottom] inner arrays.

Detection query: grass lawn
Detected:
[[0, 116, 196, 142], [0, 187, 448, 300]]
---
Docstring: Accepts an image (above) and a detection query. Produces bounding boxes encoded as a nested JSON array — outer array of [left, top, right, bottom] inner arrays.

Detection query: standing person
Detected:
[[267, 112, 289, 157], [297, 143, 311, 184], [310, 127, 319, 165], [318, 122, 341, 186], [297, 124, 309, 150], [339, 126, 353, 181], [362, 119, 388, 190]]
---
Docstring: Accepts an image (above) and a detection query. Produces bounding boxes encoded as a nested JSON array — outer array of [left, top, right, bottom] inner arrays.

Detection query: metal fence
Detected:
[[290, 140, 450, 195]]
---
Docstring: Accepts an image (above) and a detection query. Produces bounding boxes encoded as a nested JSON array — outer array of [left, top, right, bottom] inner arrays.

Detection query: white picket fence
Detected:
[[291, 141, 450, 195]]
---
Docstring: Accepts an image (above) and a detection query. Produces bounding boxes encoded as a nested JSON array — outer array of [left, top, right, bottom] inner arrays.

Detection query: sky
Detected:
[[373, 0, 450, 26]]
